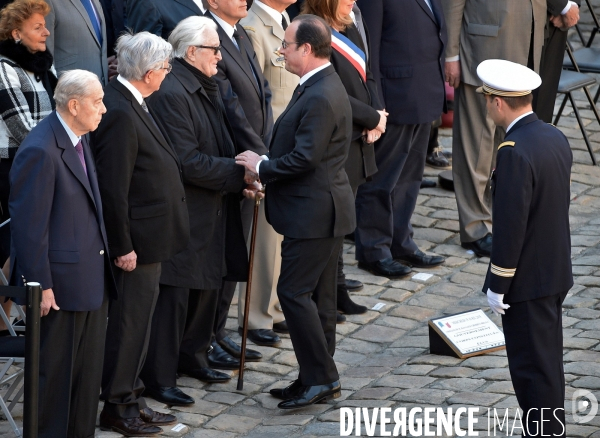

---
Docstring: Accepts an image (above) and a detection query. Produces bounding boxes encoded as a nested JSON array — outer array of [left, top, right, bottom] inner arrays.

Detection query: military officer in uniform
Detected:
[[479, 60, 572, 438]]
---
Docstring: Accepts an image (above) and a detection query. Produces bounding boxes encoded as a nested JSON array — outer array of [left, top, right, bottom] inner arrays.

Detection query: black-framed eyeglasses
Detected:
[[196, 44, 222, 55], [281, 40, 299, 49]]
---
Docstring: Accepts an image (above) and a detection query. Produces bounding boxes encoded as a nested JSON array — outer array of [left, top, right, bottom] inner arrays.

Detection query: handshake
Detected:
[[236, 150, 264, 200]]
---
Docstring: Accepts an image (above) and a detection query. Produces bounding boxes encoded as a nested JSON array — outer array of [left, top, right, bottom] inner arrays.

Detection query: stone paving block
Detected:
[[564, 361, 600, 377], [408, 354, 463, 366], [572, 265, 598, 275], [351, 284, 384, 296], [351, 296, 395, 313], [491, 395, 519, 409], [563, 315, 581, 327], [386, 280, 424, 292], [383, 347, 428, 358], [392, 388, 455, 405], [341, 272, 390, 286], [442, 256, 469, 267], [577, 330, 600, 340], [162, 423, 190, 436], [203, 391, 246, 405], [203, 379, 261, 395], [473, 368, 512, 381], [563, 350, 600, 362], [430, 209, 460, 220], [413, 205, 435, 217], [205, 414, 262, 434], [271, 350, 299, 367], [423, 196, 457, 210], [572, 235, 600, 247], [380, 289, 413, 303], [243, 425, 301, 438], [303, 421, 342, 436], [245, 345, 281, 361], [428, 283, 474, 298], [360, 356, 409, 369], [447, 392, 505, 407], [345, 310, 381, 325], [413, 227, 454, 244], [333, 350, 367, 365], [351, 324, 405, 343], [574, 276, 600, 287], [429, 366, 477, 378], [172, 400, 228, 417], [432, 243, 475, 259], [335, 400, 395, 409], [242, 371, 279, 387], [335, 321, 361, 336], [338, 337, 384, 354], [461, 356, 508, 369], [566, 424, 600, 437], [374, 374, 436, 389], [483, 381, 515, 394], [564, 295, 599, 309], [343, 366, 391, 378], [435, 219, 460, 232], [390, 336, 429, 349], [430, 378, 487, 392], [339, 377, 373, 390], [460, 263, 488, 276], [406, 293, 455, 310], [393, 364, 437, 375], [571, 376, 600, 389], [414, 239, 436, 251], [568, 308, 600, 319], [411, 214, 437, 228], [450, 271, 483, 285], [375, 315, 418, 330], [263, 415, 314, 426], [575, 319, 600, 330], [177, 376, 208, 390], [349, 387, 400, 400], [419, 187, 456, 198], [175, 412, 209, 427]]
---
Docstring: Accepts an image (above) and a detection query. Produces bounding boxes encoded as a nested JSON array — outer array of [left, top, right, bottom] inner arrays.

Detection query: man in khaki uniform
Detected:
[[441, 0, 546, 257], [237, 0, 299, 345]]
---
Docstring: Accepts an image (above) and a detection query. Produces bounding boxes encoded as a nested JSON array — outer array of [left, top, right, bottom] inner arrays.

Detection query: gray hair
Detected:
[[54, 70, 101, 110], [116, 31, 173, 81], [169, 16, 218, 59]]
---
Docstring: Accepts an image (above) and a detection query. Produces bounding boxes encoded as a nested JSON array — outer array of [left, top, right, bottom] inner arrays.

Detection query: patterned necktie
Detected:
[[79, 0, 103, 46], [75, 140, 87, 176]]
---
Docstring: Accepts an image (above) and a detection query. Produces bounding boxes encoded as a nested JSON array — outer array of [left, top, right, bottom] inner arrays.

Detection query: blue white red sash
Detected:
[[331, 28, 366, 82]]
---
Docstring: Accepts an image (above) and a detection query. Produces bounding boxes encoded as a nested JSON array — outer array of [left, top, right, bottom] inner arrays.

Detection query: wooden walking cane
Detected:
[[237, 194, 262, 390]]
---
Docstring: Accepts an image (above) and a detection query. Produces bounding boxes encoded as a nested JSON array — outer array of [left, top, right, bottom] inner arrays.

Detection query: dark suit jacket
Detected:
[[331, 24, 381, 187], [260, 66, 355, 239], [9, 112, 116, 311], [148, 59, 248, 290], [92, 79, 189, 266], [285, 0, 303, 20], [357, 0, 447, 125], [207, 11, 273, 155], [483, 114, 573, 302], [127, 0, 203, 40], [99, 0, 126, 56]]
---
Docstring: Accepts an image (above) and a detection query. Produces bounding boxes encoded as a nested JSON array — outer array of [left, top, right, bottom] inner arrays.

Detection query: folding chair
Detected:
[[573, 0, 600, 47], [0, 283, 41, 438], [554, 44, 600, 165], [0, 220, 26, 336]]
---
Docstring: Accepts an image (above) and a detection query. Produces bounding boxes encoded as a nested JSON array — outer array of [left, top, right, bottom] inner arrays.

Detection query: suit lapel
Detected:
[[414, 0, 437, 24], [49, 113, 95, 203], [69, 0, 102, 48], [82, 136, 99, 212]]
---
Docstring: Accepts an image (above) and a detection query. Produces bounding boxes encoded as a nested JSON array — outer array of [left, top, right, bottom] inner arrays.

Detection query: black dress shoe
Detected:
[[270, 379, 303, 400], [345, 279, 363, 292], [144, 386, 194, 406], [238, 327, 281, 347], [336, 312, 346, 323], [426, 147, 451, 169], [99, 411, 161, 436], [272, 321, 289, 333], [420, 178, 437, 188], [461, 233, 492, 257], [208, 343, 240, 370], [218, 335, 262, 361], [396, 249, 445, 268], [178, 367, 230, 383], [337, 286, 367, 315], [358, 258, 411, 278], [139, 407, 177, 426], [278, 381, 342, 409]]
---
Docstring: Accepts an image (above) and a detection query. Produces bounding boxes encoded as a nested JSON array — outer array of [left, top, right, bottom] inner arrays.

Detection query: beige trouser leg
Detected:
[[452, 83, 505, 243], [238, 201, 285, 330]]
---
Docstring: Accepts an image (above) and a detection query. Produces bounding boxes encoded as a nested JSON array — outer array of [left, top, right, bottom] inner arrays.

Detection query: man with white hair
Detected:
[[93, 31, 190, 436], [9, 69, 113, 437]]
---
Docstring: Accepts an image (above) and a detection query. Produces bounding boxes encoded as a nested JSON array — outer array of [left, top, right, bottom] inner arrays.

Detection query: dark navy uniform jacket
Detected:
[[483, 112, 573, 303]]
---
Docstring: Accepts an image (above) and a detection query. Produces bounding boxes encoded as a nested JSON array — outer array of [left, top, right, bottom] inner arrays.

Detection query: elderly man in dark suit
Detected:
[[140, 16, 251, 405], [127, 0, 205, 40], [354, 0, 446, 278], [205, 0, 274, 363], [93, 32, 190, 437], [9, 70, 113, 437], [236, 14, 354, 409], [45, 0, 109, 85]]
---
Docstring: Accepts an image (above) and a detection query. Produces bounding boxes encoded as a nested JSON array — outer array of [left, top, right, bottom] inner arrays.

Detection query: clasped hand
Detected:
[[236, 151, 264, 200], [550, 4, 579, 30]]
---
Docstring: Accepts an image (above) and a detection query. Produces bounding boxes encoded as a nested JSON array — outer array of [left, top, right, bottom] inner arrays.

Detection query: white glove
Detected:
[[487, 289, 510, 315]]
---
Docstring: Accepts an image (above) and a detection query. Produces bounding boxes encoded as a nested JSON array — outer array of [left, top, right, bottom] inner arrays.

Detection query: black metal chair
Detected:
[[555, 44, 600, 165], [0, 283, 41, 438]]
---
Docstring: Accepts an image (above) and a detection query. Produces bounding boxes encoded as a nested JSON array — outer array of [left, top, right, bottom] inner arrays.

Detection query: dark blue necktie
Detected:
[[79, 0, 103, 46]]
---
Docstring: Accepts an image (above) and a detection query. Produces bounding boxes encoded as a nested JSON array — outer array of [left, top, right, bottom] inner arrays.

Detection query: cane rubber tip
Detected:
[[237, 381, 243, 391]]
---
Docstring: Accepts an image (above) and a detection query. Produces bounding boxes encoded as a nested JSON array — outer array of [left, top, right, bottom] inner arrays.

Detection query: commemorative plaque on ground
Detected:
[[428, 309, 506, 359]]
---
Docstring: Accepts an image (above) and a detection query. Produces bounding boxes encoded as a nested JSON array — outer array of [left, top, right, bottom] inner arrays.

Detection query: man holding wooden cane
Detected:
[[236, 13, 354, 409]]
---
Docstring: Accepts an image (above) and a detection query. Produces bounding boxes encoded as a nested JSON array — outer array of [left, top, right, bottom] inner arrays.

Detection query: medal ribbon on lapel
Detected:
[[330, 28, 366, 82]]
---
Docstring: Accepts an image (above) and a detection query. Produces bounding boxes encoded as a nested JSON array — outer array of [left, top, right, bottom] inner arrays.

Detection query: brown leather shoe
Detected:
[[139, 407, 177, 426], [99, 410, 161, 436]]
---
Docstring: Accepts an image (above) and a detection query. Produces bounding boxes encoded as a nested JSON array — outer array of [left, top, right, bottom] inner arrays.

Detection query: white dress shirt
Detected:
[[210, 12, 238, 47], [506, 111, 533, 133], [56, 112, 81, 147], [255, 0, 284, 26], [117, 75, 143, 105], [192, 0, 206, 13]]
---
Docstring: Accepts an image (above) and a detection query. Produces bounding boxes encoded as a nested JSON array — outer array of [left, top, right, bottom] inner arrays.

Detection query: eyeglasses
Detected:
[[196, 44, 222, 55], [281, 40, 299, 49], [158, 63, 172, 73]]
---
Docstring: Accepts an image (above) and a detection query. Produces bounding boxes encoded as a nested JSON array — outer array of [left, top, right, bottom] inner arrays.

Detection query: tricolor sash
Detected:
[[331, 28, 367, 82]]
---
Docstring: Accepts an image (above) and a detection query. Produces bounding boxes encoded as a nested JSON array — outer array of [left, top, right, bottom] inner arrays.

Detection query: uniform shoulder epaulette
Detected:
[[242, 26, 255, 32], [498, 141, 515, 150]]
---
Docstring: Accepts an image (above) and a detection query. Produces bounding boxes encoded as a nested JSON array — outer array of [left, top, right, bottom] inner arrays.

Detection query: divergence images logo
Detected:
[[572, 390, 598, 424]]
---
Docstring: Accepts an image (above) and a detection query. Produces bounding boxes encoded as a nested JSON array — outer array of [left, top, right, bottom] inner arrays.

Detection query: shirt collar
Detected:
[[299, 62, 331, 85], [210, 11, 237, 40], [192, 0, 206, 13], [55, 111, 81, 147], [506, 111, 534, 133], [255, 0, 283, 26], [117, 74, 144, 105]]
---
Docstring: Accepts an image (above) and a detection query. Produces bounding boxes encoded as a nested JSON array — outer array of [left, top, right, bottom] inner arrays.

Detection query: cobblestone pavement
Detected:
[[3, 10, 600, 438]]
